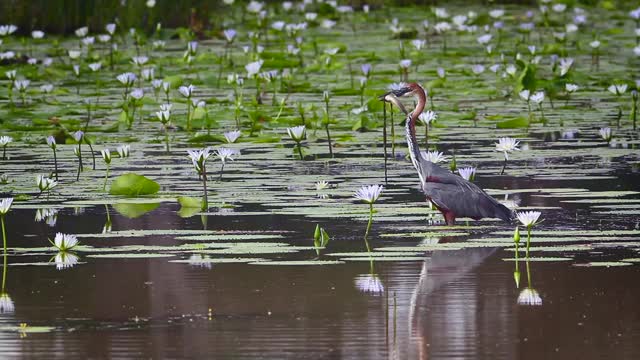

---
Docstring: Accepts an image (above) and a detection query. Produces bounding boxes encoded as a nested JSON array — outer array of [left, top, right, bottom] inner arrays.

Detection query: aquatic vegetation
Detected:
[[313, 224, 330, 255], [286, 125, 306, 160], [0, 198, 13, 252], [517, 288, 542, 306], [516, 211, 542, 258], [50, 233, 79, 252], [101, 149, 112, 191], [458, 167, 476, 181], [213, 147, 238, 181], [36, 175, 57, 196], [495, 137, 520, 175], [354, 184, 383, 239], [599, 127, 612, 144], [0, 136, 12, 160], [187, 148, 211, 210]]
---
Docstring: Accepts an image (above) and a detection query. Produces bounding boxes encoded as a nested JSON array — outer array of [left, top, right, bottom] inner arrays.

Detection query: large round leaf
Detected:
[[109, 173, 160, 196]]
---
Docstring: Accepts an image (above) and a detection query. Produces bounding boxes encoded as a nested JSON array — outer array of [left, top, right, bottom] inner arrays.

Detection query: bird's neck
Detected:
[[406, 87, 428, 182]]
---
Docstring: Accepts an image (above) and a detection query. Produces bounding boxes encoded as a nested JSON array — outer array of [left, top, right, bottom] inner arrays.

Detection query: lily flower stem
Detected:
[[500, 157, 508, 175], [52, 149, 58, 181], [383, 103, 388, 184], [424, 125, 429, 148], [324, 103, 333, 158], [201, 163, 208, 211], [526, 257, 532, 287], [164, 125, 170, 153], [186, 100, 192, 132], [2, 146, 5, 160], [1, 215, 6, 253], [364, 204, 374, 239], [390, 105, 396, 158], [78, 143, 84, 172], [86, 140, 96, 170], [526, 227, 532, 259], [514, 241, 520, 287], [296, 141, 304, 161], [103, 164, 110, 191], [219, 162, 225, 181]]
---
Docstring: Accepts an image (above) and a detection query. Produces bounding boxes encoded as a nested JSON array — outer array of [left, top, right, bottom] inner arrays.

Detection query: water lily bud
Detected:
[[513, 226, 521, 244]]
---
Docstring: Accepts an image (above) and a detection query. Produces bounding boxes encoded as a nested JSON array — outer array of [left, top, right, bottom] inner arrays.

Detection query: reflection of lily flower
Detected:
[[0, 293, 14, 313], [517, 288, 542, 306], [54, 252, 79, 270], [188, 254, 212, 269], [354, 274, 384, 294]]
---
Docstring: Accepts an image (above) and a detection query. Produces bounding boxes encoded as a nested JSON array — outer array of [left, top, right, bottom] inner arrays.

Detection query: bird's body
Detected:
[[386, 82, 512, 225]]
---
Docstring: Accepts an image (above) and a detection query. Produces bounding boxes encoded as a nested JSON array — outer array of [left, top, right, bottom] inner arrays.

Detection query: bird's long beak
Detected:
[[379, 92, 408, 115]]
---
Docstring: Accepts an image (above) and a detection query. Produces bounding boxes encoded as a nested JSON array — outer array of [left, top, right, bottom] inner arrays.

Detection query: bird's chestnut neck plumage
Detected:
[[405, 84, 429, 185]]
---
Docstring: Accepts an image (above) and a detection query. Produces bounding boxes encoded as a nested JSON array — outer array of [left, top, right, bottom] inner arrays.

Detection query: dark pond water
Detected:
[[2, 165, 639, 359]]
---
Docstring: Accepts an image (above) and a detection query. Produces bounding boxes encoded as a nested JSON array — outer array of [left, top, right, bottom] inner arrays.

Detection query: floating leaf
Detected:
[[109, 173, 160, 196]]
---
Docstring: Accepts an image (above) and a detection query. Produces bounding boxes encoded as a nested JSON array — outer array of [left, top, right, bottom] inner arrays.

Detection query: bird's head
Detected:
[[379, 82, 423, 114]]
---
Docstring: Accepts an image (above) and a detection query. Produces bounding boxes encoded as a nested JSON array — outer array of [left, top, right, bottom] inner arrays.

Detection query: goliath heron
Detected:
[[381, 82, 513, 225]]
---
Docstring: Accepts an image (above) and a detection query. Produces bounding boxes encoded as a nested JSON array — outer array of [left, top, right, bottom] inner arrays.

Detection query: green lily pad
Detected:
[[109, 173, 160, 196]]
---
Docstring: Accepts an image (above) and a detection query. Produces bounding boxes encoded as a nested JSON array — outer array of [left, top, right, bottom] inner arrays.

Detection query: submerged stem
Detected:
[[526, 227, 532, 259], [500, 157, 508, 175], [296, 142, 304, 161], [201, 162, 208, 211], [365, 203, 374, 239], [53, 149, 58, 181]]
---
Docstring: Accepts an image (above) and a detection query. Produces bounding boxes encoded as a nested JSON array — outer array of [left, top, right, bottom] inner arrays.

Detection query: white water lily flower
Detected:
[[489, 64, 501, 73], [324, 47, 339, 56], [187, 147, 211, 173], [82, 36, 95, 46], [434, 7, 449, 19], [495, 137, 520, 160], [32, 30, 45, 39], [286, 125, 306, 142], [117, 144, 130, 158], [75, 26, 88, 37], [518, 288, 542, 306], [516, 210, 542, 227], [634, 46, 640, 57], [35, 208, 58, 223], [361, 64, 372, 76], [98, 34, 111, 43], [608, 84, 627, 95], [422, 150, 448, 164], [471, 64, 485, 74], [519, 90, 530, 101], [321, 19, 336, 29], [315, 180, 329, 191], [0, 24, 18, 36], [434, 22, 451, 33], [101, 149, 111, 164], [559, 58, 574, 76], [178, 85, 195, 98], [437, 67, 446, 79], [0, 136, 13, 146], [411, 39, 426, 50], [131, 56, 148, 66], [36, 174, 57, 192], [73, 131, 84, 142], [418, 110, 438, 125], [40, 84, 54, 93], [54, 252, 79, 271], [46, 136, 56, 149], [151, 79, 163, 89], [14, 80, 29, 91], [489, 9, 504, 18], [387, 82, 407, 91], [156, 110, 170, 123], [477, 34, 492, 45], [53, 233, 79, 251], [129, 88, 144, 100], [552, 3, 566, 12], [458, 167, 476, 181], [0, 198, 13, 215], [599, 127, 612, 142], [354, 184, 383, 204], [141, 67, 154, 81], [106, 23, 116, 35], [505, 64, 517, 77], [224, 130, 242, 143], [399, 59, 411, 68], [5, 70, 16, 80], [88, 62, 101, 72], [68, 50, 81, 60], [355, 274, 384, 294], [245, 60, 263, 77], [566, 83, 579, 93], [247, 0, 263, 13], [0, 293, 14, 314], [530, 91, 545, 104], [116, 72, 137, 86], [215, 147, 238, 164]]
